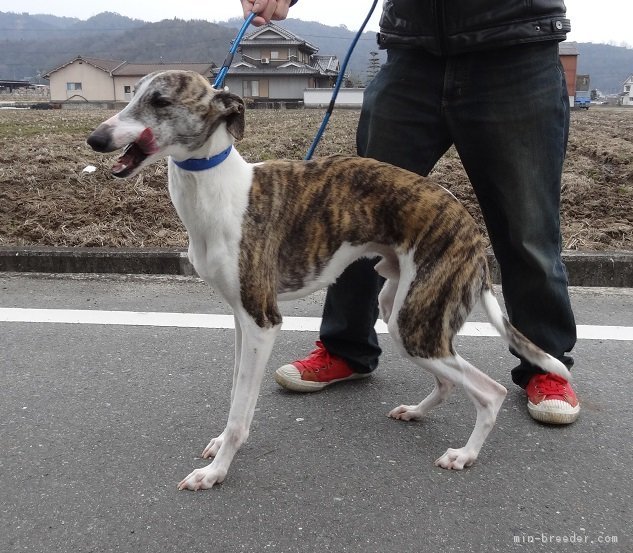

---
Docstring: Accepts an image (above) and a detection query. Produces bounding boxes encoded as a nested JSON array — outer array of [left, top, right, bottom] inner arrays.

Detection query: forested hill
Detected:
[[1, 11, 631, 93]]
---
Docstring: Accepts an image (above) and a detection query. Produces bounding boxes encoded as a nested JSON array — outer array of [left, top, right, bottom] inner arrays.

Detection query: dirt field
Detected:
[[0, 106, 631, 251]]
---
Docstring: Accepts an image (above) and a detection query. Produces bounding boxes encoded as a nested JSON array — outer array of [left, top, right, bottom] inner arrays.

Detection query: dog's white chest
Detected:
[[167, 158, 253, 299]]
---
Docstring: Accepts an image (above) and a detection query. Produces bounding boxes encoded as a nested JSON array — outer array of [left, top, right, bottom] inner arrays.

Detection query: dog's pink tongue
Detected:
[[136, 127, 158, 154]]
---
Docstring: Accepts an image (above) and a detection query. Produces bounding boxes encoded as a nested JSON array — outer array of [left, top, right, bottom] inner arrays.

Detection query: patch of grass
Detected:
[[0, 109, 106, 139]]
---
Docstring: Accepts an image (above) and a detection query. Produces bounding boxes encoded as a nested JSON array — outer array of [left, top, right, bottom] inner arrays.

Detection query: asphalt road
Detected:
[[1, 273, 632, 553]]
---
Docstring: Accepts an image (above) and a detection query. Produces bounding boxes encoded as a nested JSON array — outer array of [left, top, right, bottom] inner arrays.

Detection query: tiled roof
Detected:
[[113, 63, 213, 76], [43, 56, 126, 78], [313, 55, 339, 73], [241, 22, 319, 53], [43, 56, 213, 79], [80, 57, 127, 72], [224, 66, 323, 76]]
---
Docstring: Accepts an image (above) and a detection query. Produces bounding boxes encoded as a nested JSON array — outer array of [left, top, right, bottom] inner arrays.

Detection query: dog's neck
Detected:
[[172, 144, 233, 172], [171, 125, 236, 172]]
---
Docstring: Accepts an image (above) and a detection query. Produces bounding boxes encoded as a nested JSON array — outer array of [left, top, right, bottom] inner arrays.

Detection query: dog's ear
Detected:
[[211, 92, 245, 141]]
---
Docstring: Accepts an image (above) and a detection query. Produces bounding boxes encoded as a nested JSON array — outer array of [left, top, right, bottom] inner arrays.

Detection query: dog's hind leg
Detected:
[[388, 375, 455, 421], [430, 355, 507, 470], [375, 255, 398, 324], [178, 312, 280, 490], [386, 249, 506, 469], [390, 354, 506, 470]]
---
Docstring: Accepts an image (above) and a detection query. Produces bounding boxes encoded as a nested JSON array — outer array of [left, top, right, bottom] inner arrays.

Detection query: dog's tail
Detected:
[[480, 287, 571, 382]]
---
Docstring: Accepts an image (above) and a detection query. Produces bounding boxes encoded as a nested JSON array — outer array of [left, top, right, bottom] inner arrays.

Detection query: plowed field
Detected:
[[1, 107, 631, 250]]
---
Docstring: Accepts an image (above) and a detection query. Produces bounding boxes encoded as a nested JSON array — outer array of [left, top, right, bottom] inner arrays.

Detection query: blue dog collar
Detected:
[[173, 145, 232, 171]]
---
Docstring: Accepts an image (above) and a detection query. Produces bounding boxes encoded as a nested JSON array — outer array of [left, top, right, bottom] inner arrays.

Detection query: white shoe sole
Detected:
[[528, 399, 580, 424], [274, 364, 370, 392]]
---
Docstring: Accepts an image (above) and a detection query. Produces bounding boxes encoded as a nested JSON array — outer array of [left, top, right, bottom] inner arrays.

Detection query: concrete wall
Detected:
[[113, 76, 141, 102], [224, 75, 311, 100], [268, 77, 310, 99], [49, 62, 115, 102], [304, 88, 364, 108], [0, 87, 49, 102]]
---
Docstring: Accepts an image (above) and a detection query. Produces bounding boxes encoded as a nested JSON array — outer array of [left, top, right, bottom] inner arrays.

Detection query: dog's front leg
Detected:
[[178, 313, 279, 490], [198, 315, 243, 460]]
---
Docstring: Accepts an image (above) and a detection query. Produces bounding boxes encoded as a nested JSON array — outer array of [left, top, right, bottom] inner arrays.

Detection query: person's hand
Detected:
[[241, 0, 293, 27]]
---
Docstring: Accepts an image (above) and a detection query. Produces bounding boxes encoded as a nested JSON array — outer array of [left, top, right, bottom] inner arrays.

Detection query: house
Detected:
[[574, 73, 591, 108], [42, 56, 213, 106], [620, 75, 633, 106], [0, 79, 32, 93], [218, 23, 340, 104], [558, 42, 578, 107]]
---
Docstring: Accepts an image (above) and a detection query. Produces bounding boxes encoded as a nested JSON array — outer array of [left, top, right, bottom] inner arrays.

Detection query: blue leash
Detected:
[[215, 2, 380, 159], [213, 12, 257, 89], [304, 0, 379, 160]]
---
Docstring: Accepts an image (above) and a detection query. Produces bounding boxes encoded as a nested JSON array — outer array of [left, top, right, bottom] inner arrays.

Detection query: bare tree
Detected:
[[366, 50, 381, 84]]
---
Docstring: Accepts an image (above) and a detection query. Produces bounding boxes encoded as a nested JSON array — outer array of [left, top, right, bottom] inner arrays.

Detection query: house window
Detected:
[[124, 85, 132, 94], [271, 48, 288, 60], [66, 82, 82, 91], [243, 80, 260, 97]]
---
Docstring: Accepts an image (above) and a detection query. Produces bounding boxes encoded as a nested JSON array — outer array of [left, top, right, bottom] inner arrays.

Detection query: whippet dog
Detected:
[[87, 70, 571, 490]]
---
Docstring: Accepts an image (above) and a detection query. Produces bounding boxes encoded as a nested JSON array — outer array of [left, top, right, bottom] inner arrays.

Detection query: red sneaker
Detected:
[[274, 341, 370, 392], [526, 373, 580, 424]]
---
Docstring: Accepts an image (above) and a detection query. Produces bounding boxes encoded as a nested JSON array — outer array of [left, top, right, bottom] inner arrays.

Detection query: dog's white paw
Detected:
[[434, 447, 477, 470], [388, 404, 424, 421], [178, 464, 227, 491], [201, 433, 224, 459]]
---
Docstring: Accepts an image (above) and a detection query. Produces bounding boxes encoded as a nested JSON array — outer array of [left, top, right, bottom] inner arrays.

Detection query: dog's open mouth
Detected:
[[111, 128, 157, 178]]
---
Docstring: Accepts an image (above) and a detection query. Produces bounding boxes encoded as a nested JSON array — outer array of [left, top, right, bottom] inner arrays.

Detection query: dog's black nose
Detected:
[[87, 126, 115, 152]]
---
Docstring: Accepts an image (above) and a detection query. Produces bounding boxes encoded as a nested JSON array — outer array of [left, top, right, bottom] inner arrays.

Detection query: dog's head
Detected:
[[86, 70, 245, 178]]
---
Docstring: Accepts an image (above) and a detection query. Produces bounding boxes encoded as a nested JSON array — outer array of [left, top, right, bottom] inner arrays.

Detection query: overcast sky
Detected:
[[3, 1, 632, 46]]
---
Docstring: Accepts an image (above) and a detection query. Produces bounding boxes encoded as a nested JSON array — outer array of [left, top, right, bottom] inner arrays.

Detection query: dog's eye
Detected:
[[150, 93, 172, 108]]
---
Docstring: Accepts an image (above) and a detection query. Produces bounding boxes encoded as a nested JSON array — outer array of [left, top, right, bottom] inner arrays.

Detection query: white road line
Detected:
[[1, 307, 632, 341]]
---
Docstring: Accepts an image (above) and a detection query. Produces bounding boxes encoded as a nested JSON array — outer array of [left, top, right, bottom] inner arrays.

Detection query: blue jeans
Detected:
[[320, 42, 576, 387]]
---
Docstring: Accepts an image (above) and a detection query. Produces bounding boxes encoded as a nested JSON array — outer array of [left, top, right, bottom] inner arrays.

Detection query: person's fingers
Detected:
[[259, 0, 279, 22], [243, 0, 291, 26], [271, 0, 291, 20]]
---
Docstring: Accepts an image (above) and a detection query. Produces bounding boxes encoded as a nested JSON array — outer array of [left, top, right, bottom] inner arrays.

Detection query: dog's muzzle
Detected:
[[87, 126, 158, 178]]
